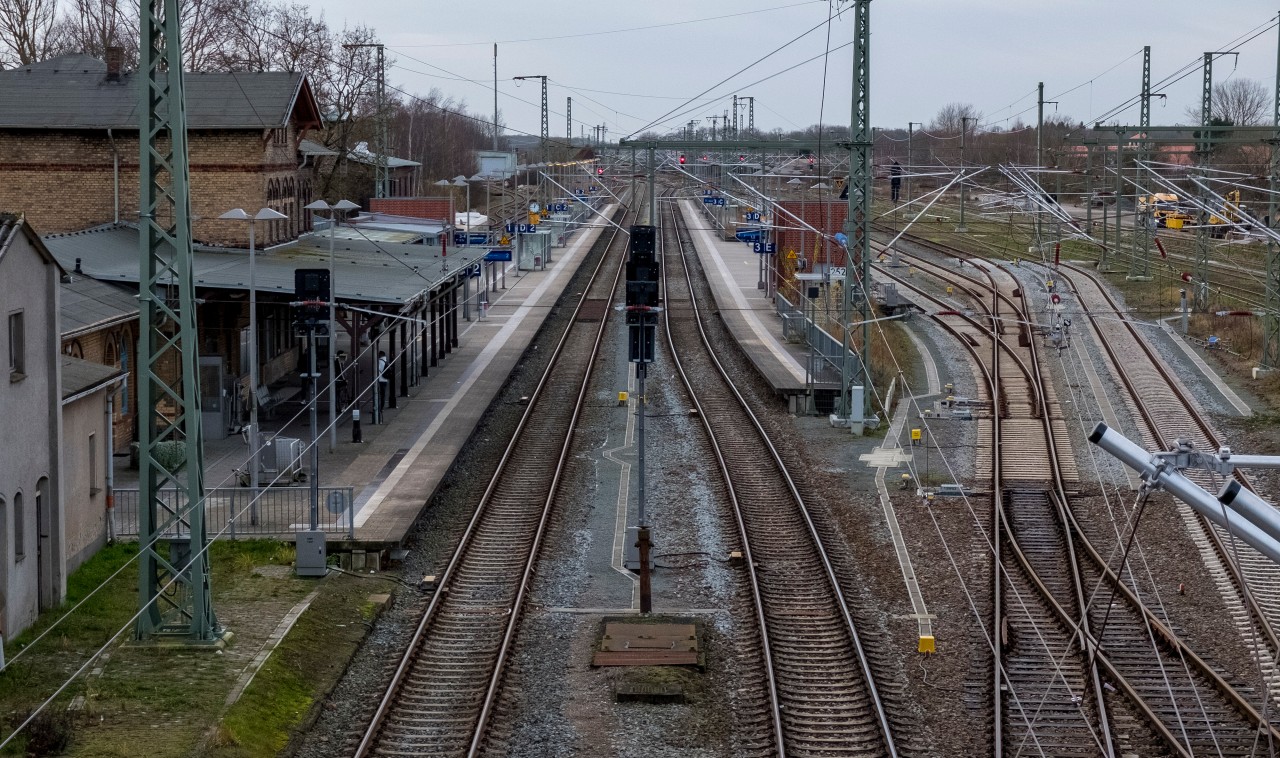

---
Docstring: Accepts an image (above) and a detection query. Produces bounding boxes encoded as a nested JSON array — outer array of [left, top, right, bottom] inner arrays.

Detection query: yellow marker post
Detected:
[[618, 391, 629, 405], [918, 635, 936, 654], [910, 428, 922, 445]]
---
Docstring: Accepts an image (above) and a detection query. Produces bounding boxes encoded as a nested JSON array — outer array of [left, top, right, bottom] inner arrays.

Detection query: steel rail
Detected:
[[891, 234, 1280, 750], [665, 200, 898, 756], [354, 200, 633, 758], [658, 200, 787, 757]]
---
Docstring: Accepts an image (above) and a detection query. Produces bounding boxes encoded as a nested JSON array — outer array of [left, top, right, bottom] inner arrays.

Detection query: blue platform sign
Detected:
[[752, 242, 776, 254], [702, 196, 714, 204], [712, 197, 726, 206], [745, 211, 761, 221], [485, 249, 513, 262], [504, 223, 539, 234], [467, 262, 483, 278], [550, 203, 569, 212], [702, 188, 712, 196]]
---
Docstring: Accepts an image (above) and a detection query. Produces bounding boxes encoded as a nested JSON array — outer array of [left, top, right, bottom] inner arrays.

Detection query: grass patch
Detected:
[[207, 575, 373, 758], [0, 540, 319, 757]]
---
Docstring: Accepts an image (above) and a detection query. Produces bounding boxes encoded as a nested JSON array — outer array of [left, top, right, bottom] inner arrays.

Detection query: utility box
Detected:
[[295, 530, 327, 577]]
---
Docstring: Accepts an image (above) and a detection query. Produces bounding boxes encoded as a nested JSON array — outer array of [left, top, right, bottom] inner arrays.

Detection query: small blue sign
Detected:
[[753, 242, 776, 254], [702, 189, 712, 196], [713, 197, 726, 206], [520, 223, 538, 233], [505, 223, 515, 233], [745, 211, 761, 221], [467, 262, 483, 278], [485, 249, 513, 262], [550, 203, 569, 212], [702, 196, 714, 204]]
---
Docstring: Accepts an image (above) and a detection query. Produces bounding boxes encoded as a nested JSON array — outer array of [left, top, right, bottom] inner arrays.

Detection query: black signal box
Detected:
[[629, 225, 655, 254], [294, 268, 331, 328]]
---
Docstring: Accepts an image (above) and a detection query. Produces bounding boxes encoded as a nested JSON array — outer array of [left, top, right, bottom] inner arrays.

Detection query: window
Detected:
[[13, 491, 23, 560], [8, 311, 24, 379], [89, 434, 99, 496]]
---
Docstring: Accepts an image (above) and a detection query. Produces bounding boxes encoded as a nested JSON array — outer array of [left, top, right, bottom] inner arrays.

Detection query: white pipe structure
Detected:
[[1089, 422, 1280, 565]]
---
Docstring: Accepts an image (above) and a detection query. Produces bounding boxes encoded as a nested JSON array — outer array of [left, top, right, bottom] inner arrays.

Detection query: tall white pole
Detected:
[[249, 220, 260, 501], [327, 213, 337, 452]]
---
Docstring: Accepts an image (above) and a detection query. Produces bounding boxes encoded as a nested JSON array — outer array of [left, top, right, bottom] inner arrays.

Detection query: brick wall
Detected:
[[0, 127, 316, 247], [370, 196, 454, 222], [61, 326, 138, 453]]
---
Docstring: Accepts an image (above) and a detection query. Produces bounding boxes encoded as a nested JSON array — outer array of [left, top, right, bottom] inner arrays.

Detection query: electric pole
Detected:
[[344, 42, 388, 198], [1130, 46, 1154, 280], [957, 116, 973, 232], [732, 94, 739, 139], [136, 0, 219, 642], [514, 74, 549, 148], [841, 0, 874, 424], [566, 96, 572, 140], [1265, 16, 1280, 369]]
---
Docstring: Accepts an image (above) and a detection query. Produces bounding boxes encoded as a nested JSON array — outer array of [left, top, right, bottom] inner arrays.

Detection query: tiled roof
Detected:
[[0, 55, 320, 129]]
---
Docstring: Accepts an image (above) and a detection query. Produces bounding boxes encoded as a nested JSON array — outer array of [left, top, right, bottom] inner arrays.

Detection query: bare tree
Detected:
[[931, 102, 983, 135], [0, 0, 59, 66], [54, 0, 138, 68], [1183, 77, 1270, 126]]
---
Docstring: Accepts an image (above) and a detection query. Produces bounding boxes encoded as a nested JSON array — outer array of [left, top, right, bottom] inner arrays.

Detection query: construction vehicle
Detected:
[[1209, 189, 1246, 233]]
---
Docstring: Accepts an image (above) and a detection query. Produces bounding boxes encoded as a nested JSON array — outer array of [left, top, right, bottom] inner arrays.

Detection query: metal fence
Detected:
[[775, 290, 861, 389], [112, 486, 356, 540]]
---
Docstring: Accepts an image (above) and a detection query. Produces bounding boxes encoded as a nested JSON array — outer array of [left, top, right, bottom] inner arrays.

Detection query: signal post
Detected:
[[626, 225, 659, 613]]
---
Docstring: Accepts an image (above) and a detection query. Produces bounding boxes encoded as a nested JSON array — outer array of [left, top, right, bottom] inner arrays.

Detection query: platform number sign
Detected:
[[745, 211, 761, 221], [504, 223, 539, 234], [467, 262, 483, 278], [753, 242, 776, 254], [702, 188, 713, 196]]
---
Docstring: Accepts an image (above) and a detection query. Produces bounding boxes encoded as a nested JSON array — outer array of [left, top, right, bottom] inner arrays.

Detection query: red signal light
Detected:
[[679, 154, 686, 164], [596, 167, 604, 175]]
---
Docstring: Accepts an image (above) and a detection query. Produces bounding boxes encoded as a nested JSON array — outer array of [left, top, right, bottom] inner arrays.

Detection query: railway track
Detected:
[[1057, 260, 1280, 711], [663, 200, 899, 757], [880, 240, 1280, 754], [353, 203, 632, 758]]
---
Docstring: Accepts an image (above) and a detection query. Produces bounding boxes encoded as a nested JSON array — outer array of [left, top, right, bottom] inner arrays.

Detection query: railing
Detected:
[[775, 290, 859, 387], [111, 486, 356, 540]]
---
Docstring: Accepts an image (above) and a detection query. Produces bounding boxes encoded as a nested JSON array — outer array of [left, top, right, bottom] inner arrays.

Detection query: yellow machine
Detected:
[[1209, 190, 1243, 227]]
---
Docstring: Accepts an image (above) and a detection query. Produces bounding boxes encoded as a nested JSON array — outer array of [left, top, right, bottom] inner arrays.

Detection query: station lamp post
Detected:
[[219, 207, 289, 501], [303, 198, 360, 452]]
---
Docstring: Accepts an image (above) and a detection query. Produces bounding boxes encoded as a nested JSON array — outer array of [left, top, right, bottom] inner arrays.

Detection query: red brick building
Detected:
[[0, 54, 323, 246], [774, 200, 849, 290]]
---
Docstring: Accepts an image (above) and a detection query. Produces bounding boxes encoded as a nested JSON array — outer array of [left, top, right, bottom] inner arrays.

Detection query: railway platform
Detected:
[[676, 198, 810, 409], [117, 213, 611, 549]]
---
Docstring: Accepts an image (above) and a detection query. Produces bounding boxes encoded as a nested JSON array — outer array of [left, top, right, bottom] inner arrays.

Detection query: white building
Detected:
[[0, 215, 65, 636]]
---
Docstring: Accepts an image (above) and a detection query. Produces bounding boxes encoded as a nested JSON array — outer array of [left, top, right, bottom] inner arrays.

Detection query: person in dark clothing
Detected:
[[890, 159, 903, 202], [839, 178, 849, 200]]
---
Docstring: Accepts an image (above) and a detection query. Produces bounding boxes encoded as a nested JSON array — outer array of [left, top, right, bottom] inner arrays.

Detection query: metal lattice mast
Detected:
[[137, 0, 217, 641], [732, 94, 739, 139], [566, 96, 572, 139], [345, 42, 388, 198], [1131, 46, 1153, 279], [513, 75, 549, 148], [1265, 18, 1280, 368], [841, 0, 873, 421], [1195, 52, 1214, 310], [746, 96, 754, 133]]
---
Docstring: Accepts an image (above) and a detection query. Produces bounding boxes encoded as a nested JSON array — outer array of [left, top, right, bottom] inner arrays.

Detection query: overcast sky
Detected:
[[310, 1, 1279, 141]]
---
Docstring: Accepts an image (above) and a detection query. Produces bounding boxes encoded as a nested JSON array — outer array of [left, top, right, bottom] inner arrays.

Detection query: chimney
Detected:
[[74, 258, 83, 274], [105, 47, 123, 82]]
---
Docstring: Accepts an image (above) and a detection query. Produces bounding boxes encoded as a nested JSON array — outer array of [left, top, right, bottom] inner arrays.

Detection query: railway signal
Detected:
[[625, 224, 660, 613], [679, 154, 686, 164]]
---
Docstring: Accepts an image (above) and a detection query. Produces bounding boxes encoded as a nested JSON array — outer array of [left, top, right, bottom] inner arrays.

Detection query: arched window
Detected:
[[104, 336, 117, 367], [62, 340, 83, 358], [13, 491, 23, 560]]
